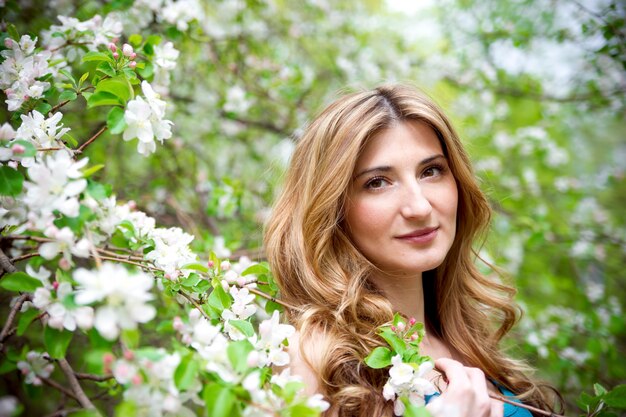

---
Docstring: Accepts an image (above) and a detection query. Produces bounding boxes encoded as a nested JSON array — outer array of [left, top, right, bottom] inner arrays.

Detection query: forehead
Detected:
[[354, 120, 443, 171]]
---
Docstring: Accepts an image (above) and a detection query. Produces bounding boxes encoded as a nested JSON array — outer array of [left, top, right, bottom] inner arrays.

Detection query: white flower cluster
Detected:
[[74, 262, 156, 340], [222, 286, 257, 340], [152, 41, 180, 95], [383, 355, 437, 416], [42, 14, 123, 62], [112, 350, 201, 417], [22, 150, 87, 229], [0, 35, 52, 111], [15, 110, 70, 150], [16, 351, 54, 386], [123, 81, 173, 156]]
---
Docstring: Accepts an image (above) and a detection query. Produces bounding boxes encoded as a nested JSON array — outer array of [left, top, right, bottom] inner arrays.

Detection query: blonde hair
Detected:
[[264, 84, 560, 416]]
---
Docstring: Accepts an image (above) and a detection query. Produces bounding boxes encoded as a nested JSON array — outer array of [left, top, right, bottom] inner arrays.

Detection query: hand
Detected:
[[425, 358, 503, 417]]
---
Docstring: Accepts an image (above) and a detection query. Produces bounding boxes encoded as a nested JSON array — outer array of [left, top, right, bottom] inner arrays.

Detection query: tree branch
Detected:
[[0, 293, 32, 348], [74, 372, 114, 382], [57, 358, 95, 409], [0, 247, 17, 276], [41, 376, 81, 402], [76, 125, 107, 154]]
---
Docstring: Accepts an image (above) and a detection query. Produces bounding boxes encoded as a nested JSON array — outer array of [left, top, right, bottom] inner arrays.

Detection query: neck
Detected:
[[369, 270, 425, 325]]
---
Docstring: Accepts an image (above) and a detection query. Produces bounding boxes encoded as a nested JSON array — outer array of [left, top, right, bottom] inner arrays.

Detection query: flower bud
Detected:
[[11, 144, 25, 154], [409, 318, 416, 326], [397, 321, 405, 332], [58, 258, 71, 271], [390, 325, 396, 332], [237, 277, 247, 287], [122, 43, 133, 57], [208, 260, 215, 268], [4, 38, 16, 49], [108, 42, 117, 52], [112, 52, 119, 59], [8, 161, 18, 169], [123, 350, 134, 361], [127, 200, 137, 210], [129, 61, 137, 69], [103, 353, 115, 366], [410, 333, 419, 341], [221, 279, 230, 291], [172, 316, 185, 331], [130, 52, 137, 60], [131, 374, 142, 385], [220, 260, 231, 271], [52, 281, 59, 291], [247, 350, 260, 367]]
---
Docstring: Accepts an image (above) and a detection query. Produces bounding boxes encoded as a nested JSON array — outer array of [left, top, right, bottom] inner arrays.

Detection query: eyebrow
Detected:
[[353, 154, 446, 180]]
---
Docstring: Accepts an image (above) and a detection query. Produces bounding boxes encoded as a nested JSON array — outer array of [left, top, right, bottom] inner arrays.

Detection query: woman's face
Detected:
[[344, 120, 458, 277]]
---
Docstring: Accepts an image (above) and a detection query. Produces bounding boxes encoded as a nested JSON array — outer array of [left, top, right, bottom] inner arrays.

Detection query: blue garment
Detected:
[[425, 383, 532, 417]]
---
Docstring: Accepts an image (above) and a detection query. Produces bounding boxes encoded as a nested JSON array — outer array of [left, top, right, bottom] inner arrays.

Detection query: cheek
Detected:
[[345, 199, 390, 240]]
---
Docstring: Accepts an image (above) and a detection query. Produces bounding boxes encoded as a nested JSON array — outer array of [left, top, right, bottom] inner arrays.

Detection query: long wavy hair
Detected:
[[264, 84, 560, 416]]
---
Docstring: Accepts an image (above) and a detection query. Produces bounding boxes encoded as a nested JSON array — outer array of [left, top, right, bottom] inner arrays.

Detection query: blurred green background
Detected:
[[3, 0, 625, 410]]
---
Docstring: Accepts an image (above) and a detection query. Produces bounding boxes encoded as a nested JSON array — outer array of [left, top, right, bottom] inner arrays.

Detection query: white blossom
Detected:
[[383, 355, 436, 416], [33, 281, 94, 331], [16, 352, 54, 386], [145, 226, 196, 277], [22, 151, 87, 229], [159, 0, 204, 31], [74, 262, 156, 340], [123, 81, 173, 156], [0, 36, 52, 111], [14, 110, 70, 149]]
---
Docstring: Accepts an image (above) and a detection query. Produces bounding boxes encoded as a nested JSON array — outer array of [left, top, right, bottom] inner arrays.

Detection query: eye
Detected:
[[364, 176, 390, 190], [421, 164, 445, 179]]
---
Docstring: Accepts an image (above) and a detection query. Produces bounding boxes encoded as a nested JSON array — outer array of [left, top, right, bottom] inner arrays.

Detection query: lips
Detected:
[[395, 227, 439, 243]]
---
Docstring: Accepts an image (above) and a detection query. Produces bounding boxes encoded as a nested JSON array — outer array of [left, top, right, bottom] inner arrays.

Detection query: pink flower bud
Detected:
[[220, 261, 231, 271], [173, 316, 185, 331], [131, 374, 142, 385], [208, 260, 215, 268], [410, 334, 419, 341], [59, 258, 71, 271], [52, 281, 59, 291], [113, 52, 119, 59], [409, 318, 416, 326], [11, 144, 25, 154], [127, 200, 137, 210], [237, 277, 247, 287], [130, 52, 137, 60], [397, 322, 405, 332], [122, 43, 133, 57], [21, 367, 30, 375], [129, 61, 137, 69], [23, 95, 30, 101], [390, 325, 396, 332], [4, 38, 15, 49], [103, 353, 115, 365], [123, 350, 134, 361], [247, 350, 259, 367], [108, 42, 117, 52]]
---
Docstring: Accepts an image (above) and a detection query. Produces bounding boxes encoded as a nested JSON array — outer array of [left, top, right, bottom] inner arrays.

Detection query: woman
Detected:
[[264, 85, 560, 416]]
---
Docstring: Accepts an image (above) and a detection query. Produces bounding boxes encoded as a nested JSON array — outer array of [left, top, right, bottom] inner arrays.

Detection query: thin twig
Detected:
[[36, 147, 65, 151], [488, 393, 566, 417], [247, 287, 297, 311], [10, 251, 40, 263], [3, 235, 53, 243], [49, 100, 71, 115], [96, 248, 144, 261], [57, 358, 95, 409], [0, 293, 32, 346], [74, 372, 114, 382], [96, 255, 160, 271], [76, 125, 107, 154], [41, 376, 81, 402], [44, 408, 82, 417], [178, 290, 212, 322]]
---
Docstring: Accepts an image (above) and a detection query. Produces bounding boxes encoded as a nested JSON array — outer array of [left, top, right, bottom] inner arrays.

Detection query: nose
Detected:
[[399, 181, 433, 219]]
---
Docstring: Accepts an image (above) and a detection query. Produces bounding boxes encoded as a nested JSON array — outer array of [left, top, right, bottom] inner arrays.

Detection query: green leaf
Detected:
[[121, 329, 140, 348], [203, 384, 236, 417], [0, 272, 43, 292], [68, 409, 103, 417], [265, 300, 282, 315], [17, 308, 40, 336], [403, 400, 432, 417], [82, 51, 114, 64], [96, 61, 117, 78], [181, 274, 202, 287], [604, 385, 626, 408], [129, 34, 143, 46], [82, 164, 105, 178], [241, 264, 269, 276], [136, 61, 154, 79], [286, 404, 319, 417], [79, 72, 90, 86], [364, 346, 392, 369], [379, 328, 406, 355], [44, 327, 74, 359], [227, 340, 254, 373], [59, 69, 77, 86], [0, 165, 25, 196], [95, 76, 133, 104], [181, 262, 209, 273], [87, 91, 125, 108], [106, 107, 127, 134], [86, 181, 111, 200], [208, 285, 232, 313], [229, 320, 254, 338], [59, 90, 78, 101], [35, 102, 52, 115], [594, 383, 608, 396], [7, 23, 20, 41], [114, 400, 137, 417], [174, 352, 200, 391]]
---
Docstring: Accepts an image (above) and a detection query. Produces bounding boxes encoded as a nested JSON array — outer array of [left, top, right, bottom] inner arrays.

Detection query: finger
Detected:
[[490, 398, 504, 417], [465, 367, 488, 400], [434, 358, 470, 388]]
